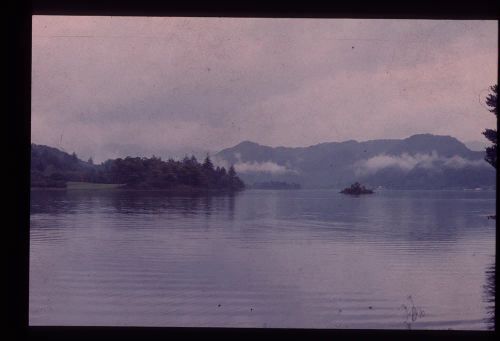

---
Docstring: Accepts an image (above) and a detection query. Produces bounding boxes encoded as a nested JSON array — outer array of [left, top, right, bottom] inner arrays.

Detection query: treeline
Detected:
[[101, 155, 245, 190], [30, 144, 245, 191], [31, 144, 96, 188]]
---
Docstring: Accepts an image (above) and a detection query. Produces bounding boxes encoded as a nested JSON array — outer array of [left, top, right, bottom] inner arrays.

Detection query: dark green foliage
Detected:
[[486, 84, 498, 115], [227, 165, 245, 190], [484, 262, 495, 330], [340, 182, 374, 195], [482, 84, 497, 169], [106, 155, 244, 191], [203, 155, 214, 168], [30, 170, 66, 188], [30, 144, 245, 191], [228, 165, 236, 177], [30, 144, 96, 187]]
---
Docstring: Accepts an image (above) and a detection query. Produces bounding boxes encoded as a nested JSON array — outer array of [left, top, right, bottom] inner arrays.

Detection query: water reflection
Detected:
[[484, 261, 495, 330], [31, 189, 239, 220], [30, 189, 496, 329], [30, 189, 495, 245]]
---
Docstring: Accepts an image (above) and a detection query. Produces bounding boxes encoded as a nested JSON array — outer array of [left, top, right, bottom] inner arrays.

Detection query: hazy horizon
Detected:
[[32, 132, 488, 164], [32, 16, 497, 163]]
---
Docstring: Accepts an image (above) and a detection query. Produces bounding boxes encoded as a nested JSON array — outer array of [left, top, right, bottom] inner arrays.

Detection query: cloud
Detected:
[[213, 152, 298, 174], [234, 161, 298, 174], [355, 152, 488, 175], [442, 155, 487, 169], [31, 17, 497, 161]]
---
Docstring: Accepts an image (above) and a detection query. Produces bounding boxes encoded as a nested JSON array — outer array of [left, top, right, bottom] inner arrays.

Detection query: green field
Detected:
[[66, 181, 125, 190]]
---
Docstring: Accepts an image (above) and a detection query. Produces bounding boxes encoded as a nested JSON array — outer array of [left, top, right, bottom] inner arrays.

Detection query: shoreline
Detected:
[[30, 181, 496, 192], [30, 187, 496, 192], [30, 184, 245, 194]]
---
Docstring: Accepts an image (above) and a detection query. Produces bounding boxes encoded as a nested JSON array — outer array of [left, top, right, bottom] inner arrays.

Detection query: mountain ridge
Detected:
[[30, 133, 495, 190], [216, 134, 494, 189], [222, 134, 472, 154]]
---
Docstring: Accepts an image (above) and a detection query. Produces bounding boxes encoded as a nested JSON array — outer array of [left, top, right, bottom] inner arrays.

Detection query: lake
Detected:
[[29, 189, 496, 329]]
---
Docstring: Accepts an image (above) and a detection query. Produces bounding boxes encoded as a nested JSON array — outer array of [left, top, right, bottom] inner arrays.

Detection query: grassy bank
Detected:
[[33, 182, 244, 193], [66, 181, 125, 190]]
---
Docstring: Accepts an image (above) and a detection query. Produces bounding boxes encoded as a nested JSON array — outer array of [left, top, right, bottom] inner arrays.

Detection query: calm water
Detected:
[[29, 189, 496, 329]]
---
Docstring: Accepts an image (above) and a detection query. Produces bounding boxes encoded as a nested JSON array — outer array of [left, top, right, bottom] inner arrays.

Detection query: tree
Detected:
[[227, 165, 244, 190], [228, 165, 236, 177], [30, 145, 246, 191], [202, 154, 214, 172], [483, 84, 497, 169]]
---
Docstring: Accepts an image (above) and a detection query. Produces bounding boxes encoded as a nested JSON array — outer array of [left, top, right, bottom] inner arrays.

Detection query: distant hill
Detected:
[[216, 134, 495, 189], [31, 144, 99, 187]]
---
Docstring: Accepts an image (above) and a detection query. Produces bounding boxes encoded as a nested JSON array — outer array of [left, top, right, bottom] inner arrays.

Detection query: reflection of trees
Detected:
[[106, 190, 238, 217], [227, 193, 235, 221], [300, 193, 467, 243], [94, 190, 239, 224], [30, 189, 80, 215], [30, 189, 240, 226], [484, 261, 495, 330]]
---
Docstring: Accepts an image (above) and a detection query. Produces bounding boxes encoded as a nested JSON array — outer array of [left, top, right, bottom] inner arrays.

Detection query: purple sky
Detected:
[[31, 16, 498, 163]]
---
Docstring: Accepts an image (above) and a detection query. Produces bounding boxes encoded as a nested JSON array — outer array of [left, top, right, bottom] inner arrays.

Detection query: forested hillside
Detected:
[[31, 144, 244, 191]]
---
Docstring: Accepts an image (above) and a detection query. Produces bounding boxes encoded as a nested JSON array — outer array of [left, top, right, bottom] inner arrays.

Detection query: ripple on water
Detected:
[[29, 189, 496, 329]]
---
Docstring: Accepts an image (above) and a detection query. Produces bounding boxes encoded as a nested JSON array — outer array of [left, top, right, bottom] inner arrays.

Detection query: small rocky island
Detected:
[[340, 182, 374, 195]]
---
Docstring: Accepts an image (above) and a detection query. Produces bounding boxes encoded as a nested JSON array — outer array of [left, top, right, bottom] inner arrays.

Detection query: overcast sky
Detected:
[[32, 16, 498, 163]]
